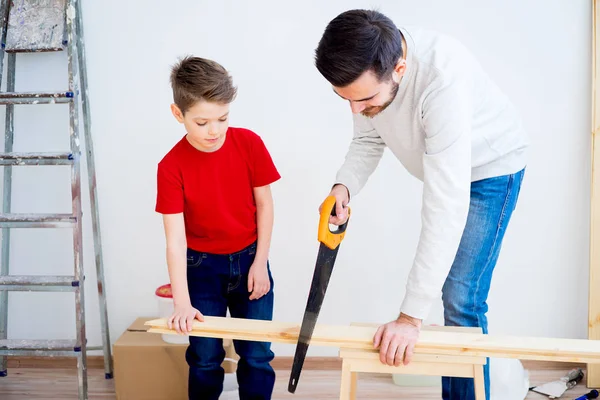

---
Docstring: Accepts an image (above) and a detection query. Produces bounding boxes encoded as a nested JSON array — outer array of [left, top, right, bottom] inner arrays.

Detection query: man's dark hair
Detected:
[[315, 9, 403, 87]]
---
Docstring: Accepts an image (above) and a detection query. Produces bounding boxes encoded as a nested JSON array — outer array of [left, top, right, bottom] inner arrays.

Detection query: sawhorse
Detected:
[[338, 324, 486, 400]]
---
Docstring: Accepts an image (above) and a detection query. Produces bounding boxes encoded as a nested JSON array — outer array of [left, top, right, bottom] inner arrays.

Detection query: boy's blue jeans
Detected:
[[441, 168, 525, 400], [185, 241, 275, 400]]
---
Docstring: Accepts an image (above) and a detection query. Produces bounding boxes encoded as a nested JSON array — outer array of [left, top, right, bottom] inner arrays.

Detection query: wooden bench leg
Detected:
[[339, 360, 357, 400], [473, 364, 486, 400], [350, 370, 357, 399]]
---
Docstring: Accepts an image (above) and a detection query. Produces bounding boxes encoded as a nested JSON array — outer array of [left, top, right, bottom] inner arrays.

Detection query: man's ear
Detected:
[[171, 103, 185, 123], [392, 59, 407, 84]]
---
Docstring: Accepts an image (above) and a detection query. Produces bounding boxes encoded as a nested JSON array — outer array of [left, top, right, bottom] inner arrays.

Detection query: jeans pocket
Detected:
[[186, 249, 206, 268]]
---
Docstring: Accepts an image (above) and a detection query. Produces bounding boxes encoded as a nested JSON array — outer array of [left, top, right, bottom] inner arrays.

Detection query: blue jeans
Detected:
[[185, 241, 275, 400], [441, 168, 525, 400]]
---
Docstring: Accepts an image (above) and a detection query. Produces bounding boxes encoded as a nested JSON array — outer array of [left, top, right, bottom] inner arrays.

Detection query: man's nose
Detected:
[[350, 101, 366, 114]]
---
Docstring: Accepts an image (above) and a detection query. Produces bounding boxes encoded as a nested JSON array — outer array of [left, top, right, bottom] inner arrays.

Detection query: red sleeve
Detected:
[[251, 135, 281, 187], [155, 159, 184, 214]]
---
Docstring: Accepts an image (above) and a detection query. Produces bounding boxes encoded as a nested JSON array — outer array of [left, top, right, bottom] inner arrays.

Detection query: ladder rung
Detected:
[[0, 339, 77, 350], [0, 339, 79, 357], [0, 152, 74, 166], [0, 214, 76, 228], [0, 92, 73, 105], [0, 275, 79, 292]]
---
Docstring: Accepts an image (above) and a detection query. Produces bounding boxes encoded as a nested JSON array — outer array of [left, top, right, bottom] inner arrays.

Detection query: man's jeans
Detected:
[[441, 168, 525, 400], [185, 241, 275, 400]]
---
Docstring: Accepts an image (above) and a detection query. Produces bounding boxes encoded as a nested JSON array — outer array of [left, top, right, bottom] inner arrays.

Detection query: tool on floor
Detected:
[[288, 195, 350, 393], [0, 1, 112, 399], [529, 368, 584, 398], [574, 389, 600, 399]]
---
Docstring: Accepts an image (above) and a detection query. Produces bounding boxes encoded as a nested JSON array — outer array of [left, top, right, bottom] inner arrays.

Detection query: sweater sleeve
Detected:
[[399, 76, 473, 320], [335, 113, 386, 198]]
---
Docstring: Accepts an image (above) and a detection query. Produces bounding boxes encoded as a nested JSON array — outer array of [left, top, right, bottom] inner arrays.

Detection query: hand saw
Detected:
[[288, 195, 350, 393]]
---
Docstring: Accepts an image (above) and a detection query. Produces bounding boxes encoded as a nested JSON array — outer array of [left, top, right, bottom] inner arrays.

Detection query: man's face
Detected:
[[332, 64, 405, 118]]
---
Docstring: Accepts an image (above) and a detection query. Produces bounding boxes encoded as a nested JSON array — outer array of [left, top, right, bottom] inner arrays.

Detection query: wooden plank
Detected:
[[339, 361, 354, 400], [349, 358, 476, 378], [146, 316, 600, 363], [591, 0, 600, 387], [338, 348, 485, 365], [351, 321, 481, 334], [474, 365, 486, 400]]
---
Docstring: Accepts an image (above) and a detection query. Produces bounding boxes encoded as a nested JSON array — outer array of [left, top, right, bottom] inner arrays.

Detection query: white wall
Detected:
[[2, 0, 592, 358]]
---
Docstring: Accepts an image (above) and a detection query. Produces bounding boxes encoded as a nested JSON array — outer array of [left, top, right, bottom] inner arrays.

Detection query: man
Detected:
[[315, 9, 527, 400]]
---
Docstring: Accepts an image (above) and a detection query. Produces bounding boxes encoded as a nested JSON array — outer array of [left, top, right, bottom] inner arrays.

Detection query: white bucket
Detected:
[[490, 358, 529, 400], [221, 373, 239, 398], [155, 284, 189, 344]]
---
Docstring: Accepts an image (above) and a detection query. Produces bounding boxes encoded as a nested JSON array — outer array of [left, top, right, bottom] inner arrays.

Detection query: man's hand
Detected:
[[168, 303, 204, 334], [373, 313, 422, 366], [248, 260, 270, 300], [319, 184, 350, 225]]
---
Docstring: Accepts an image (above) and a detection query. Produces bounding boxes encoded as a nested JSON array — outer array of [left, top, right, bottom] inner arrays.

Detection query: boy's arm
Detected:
[[156, 159, 202, 332], [248, 184, 274, 300], [163, 213, 189, 306], [162, 212, 203, 331], [254, 185, 273, 263]]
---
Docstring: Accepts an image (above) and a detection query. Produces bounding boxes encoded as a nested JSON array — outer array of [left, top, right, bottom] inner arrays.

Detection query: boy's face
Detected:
[[171, 100, 230, 152]]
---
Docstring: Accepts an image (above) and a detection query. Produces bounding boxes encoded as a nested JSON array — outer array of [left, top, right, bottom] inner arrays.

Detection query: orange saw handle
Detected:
[[318, 195, 350, 250]]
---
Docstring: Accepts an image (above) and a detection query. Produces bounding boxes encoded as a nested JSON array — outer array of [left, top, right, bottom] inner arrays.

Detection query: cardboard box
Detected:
[[114, 317, 238, 400]]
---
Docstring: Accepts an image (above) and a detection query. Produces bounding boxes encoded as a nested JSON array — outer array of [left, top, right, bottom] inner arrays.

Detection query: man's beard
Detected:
[[361, 81, 399, 118]]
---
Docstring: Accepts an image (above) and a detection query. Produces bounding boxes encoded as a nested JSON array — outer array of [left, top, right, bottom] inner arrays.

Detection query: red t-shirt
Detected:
[[155, 127, 281, 254]]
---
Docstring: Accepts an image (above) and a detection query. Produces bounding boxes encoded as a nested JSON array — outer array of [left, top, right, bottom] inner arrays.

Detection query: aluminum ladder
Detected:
[[0, 0, 113, 399]]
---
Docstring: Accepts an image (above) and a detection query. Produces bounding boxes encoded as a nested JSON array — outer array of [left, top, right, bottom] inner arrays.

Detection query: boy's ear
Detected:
[[171, 103, 185, 123]]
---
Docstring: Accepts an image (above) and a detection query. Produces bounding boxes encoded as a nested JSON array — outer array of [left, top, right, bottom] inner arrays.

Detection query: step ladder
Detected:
[[0, 1, 113, 399]]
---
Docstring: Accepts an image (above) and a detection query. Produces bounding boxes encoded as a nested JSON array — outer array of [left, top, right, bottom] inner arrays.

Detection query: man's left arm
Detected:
[[374, 75, 473, 365], [400, 76, 473, 321]]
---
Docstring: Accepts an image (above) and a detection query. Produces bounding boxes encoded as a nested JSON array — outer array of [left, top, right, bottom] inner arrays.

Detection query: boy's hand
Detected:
[[248, 261, 270, 300], [168, 303, 204, 334]]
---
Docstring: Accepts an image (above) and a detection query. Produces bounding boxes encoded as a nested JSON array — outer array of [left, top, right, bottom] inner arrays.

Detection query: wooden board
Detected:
[[338, 348, 485, 365], [146, 316, 600, 364], [590, 0, 600, 387]]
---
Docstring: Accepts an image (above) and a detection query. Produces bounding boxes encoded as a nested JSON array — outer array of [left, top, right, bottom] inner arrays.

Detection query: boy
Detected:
[[155, 56, 280, 400]]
